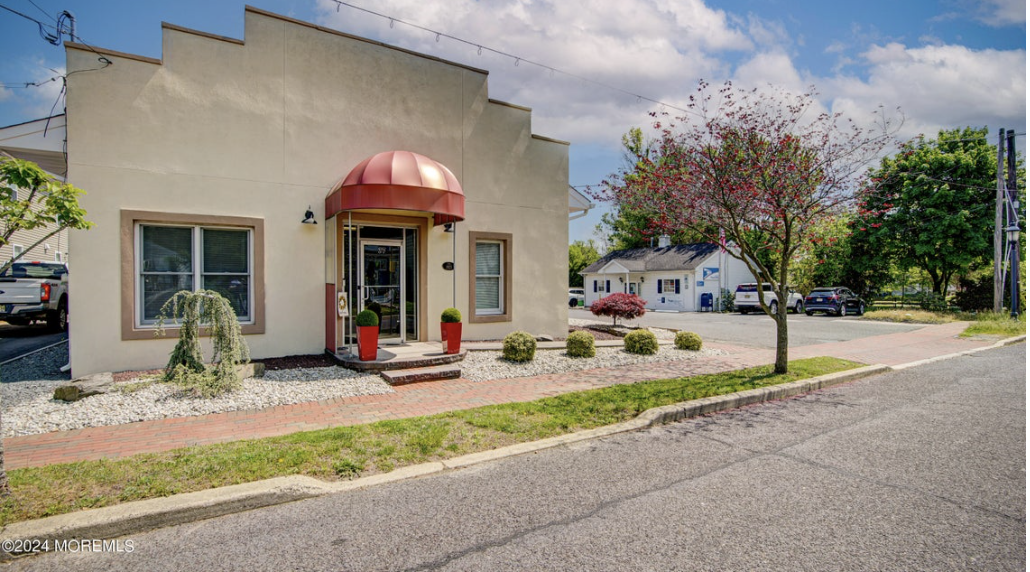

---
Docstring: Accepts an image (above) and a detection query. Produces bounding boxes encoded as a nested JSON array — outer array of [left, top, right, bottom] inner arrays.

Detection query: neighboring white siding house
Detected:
[[0, 120, 71, 265], [581, 242, 752, 312]]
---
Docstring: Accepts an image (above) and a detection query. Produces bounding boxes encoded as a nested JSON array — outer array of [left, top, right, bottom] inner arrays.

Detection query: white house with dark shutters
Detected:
[[580, 240, 751, 312]]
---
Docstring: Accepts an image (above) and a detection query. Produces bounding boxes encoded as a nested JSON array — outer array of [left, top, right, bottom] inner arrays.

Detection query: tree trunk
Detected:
[[774, 313, 789, 374]]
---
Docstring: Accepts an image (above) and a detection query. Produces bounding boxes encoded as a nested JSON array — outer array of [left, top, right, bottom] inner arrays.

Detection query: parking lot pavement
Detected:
[[570, 308, 924, 349], [0, 321, 68, 363]]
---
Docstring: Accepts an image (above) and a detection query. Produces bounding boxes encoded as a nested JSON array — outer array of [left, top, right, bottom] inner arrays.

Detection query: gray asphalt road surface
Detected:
[[9, 344, 1024, 571]]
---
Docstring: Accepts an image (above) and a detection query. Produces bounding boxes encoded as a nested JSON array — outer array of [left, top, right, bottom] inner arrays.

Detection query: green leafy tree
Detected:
[[790, 215, 891, 297], [568, 240, 601, 287], [857, 127, 1001, 296], [0, 157, 93, 274], [597, 128, 708, 249]]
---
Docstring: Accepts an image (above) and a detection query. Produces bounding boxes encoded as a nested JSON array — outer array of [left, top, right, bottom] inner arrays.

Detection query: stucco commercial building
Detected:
[[64, 7, 574, 376]]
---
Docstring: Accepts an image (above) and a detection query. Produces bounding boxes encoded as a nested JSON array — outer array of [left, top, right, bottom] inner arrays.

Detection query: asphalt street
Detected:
[[13, 343, 1024, 571], [572, 307, 924, 348], [0, 322, 66, 364]]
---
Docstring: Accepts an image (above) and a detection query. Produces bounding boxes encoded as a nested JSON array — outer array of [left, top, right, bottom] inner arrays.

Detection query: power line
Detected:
[[327, 0, 693, 117]]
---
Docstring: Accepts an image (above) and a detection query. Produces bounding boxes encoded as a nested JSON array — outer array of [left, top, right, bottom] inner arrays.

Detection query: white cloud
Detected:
[[310, 0, 1025, 158], [827, 43, 1026, 140], [976, 0, 1026, 26], [313, 0, 750, 146]]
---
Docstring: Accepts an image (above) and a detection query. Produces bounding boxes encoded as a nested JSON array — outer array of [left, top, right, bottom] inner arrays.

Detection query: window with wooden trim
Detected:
[[121, 210, 265, 340], [468, 231, 511, 323]]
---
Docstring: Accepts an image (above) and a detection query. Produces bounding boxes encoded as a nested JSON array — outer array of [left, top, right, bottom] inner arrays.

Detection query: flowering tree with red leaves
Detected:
[[590, 292, 647, 326], [596, 81, 898, 373]]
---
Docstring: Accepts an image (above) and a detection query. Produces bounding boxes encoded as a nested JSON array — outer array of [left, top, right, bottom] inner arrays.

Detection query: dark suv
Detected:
[[804, 287, 865, 316]]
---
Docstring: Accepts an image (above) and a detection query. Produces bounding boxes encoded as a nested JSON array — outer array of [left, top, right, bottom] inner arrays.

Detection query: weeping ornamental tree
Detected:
[[157, 290, 250, 397], [597, 81, 897, 373]]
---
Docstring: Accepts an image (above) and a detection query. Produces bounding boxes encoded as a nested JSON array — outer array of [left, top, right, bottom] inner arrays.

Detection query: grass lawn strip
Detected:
[[863, 309, 1026, 338], [0, 357, 860, 526]]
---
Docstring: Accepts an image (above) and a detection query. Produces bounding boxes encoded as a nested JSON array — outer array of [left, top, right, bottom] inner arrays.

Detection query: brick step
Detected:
[[380, 365, 461, 386]]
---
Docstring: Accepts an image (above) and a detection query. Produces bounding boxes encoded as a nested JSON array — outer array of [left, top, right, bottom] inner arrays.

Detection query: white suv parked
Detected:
[[733, 283, 804, 315]]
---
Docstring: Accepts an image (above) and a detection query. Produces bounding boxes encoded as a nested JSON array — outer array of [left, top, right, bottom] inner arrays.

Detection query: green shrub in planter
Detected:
[[502, 331, 537, 362], [566, 330, 596, 358], [624, 329, 658, 355], [355, 309, 379, 327], [441, 307, 462, 323], [674, 331, 703, 351]]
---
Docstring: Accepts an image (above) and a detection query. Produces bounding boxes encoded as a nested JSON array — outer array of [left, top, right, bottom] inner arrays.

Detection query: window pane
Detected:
[[142, 226, 193, 272], [142, 274, 193, 321], [476, 242, 500, 276], [203, 229, 248, 273], [476, 277, 500, 310], [202, 275, 250, 319]]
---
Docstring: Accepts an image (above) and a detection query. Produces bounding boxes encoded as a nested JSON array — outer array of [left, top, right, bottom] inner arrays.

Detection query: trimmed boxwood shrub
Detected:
[[355, 309, 379, 327], [502, 331, 537, 362], [675, 331, 703, 351], [624, 329, 658, 355], [566, 330, 596, 358], [441, 307, 462, 323]]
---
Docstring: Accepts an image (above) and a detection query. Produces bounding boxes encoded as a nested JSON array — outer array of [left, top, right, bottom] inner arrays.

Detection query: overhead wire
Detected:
[[326, 0, 694, 117]]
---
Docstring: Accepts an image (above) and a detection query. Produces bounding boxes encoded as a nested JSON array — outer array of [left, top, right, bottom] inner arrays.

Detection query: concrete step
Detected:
[[380, 364, 461, 386]]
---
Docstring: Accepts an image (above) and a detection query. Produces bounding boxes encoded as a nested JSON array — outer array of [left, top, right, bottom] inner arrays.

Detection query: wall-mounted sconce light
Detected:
[[43, 243, 50, 253], [302, 207, 317, 225], [639, 276, 645, 283], [618, 277, 624, 283], [443, 222, 455, 233]]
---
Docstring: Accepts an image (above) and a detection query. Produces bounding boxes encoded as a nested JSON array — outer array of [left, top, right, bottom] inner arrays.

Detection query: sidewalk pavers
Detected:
[[2, 322, 1004, 470]]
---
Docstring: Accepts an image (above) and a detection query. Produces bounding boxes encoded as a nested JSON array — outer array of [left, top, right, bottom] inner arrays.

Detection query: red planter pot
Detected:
[[357, 325, 379, 361], [441, 322, 462, 354]]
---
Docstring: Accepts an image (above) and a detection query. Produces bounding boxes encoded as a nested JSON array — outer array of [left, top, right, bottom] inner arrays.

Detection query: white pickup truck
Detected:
[[0, 261, 69, 331], [733, 282, 805, 315]]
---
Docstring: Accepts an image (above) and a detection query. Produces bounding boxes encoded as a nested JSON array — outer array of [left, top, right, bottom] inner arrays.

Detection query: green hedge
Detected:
[[503, 331, 537, 362], [675, 331, 703, 351], [566, 330, 596, 358], [624, 329, 658, 355]]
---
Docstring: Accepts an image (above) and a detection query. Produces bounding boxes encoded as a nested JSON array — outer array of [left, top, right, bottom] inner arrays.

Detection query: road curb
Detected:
[[0, 349, 1012, 558], [888, 334, 1025, 370]]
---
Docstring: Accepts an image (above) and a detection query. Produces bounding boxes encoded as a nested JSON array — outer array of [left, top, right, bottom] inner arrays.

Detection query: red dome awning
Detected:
[[325, 151, 464, 225]]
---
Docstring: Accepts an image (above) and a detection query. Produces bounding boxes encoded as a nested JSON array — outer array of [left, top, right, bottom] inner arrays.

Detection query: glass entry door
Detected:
[[361, 240, 404, 343]]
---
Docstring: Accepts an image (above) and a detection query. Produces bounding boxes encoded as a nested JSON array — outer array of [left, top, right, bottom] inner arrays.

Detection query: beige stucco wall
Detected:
[[66, 8, 568, 375]]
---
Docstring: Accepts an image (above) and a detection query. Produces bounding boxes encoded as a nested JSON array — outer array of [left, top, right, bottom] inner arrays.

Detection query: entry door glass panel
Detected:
[[363, 243, 402, 340]]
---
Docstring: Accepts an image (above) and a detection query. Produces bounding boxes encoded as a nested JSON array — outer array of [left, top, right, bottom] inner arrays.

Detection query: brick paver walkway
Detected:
[[3, 322, 1005, 469]]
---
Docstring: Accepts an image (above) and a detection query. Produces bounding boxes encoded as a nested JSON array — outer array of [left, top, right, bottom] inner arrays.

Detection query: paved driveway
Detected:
[[571, 307, 924, 349], [0, 321, 67, 363]]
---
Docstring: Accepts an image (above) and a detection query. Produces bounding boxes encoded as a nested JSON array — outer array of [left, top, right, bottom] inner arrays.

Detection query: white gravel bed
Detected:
[[2, 340, 721, 438], [2, 367, 392, 438], [460, 345, 725, 382]]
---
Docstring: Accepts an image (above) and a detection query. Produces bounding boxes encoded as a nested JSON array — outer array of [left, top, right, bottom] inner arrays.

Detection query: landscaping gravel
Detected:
[[0, 324, 722, 438]]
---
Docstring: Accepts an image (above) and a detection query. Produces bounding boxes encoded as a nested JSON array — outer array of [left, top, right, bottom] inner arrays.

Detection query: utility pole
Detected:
[[995, 129, 1005, 312], [1005, 129, 1021, 318]]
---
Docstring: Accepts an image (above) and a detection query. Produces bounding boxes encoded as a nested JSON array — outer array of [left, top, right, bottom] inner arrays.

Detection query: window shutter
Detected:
[[675, 279, 681, 294], [593, 280, 597, 293], [605, 280, 610, 293], [657, 280, 663, 294]]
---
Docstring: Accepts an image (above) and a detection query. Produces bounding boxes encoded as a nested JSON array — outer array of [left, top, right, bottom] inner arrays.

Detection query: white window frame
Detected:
[[662, 278, 676, 293], [11, 244, 24, 262], [474, 240, 504, 315], [134, 223, 254, 327]]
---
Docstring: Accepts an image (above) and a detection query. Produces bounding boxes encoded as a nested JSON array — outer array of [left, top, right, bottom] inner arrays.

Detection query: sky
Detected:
[[0, 0, 1025, 247]]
